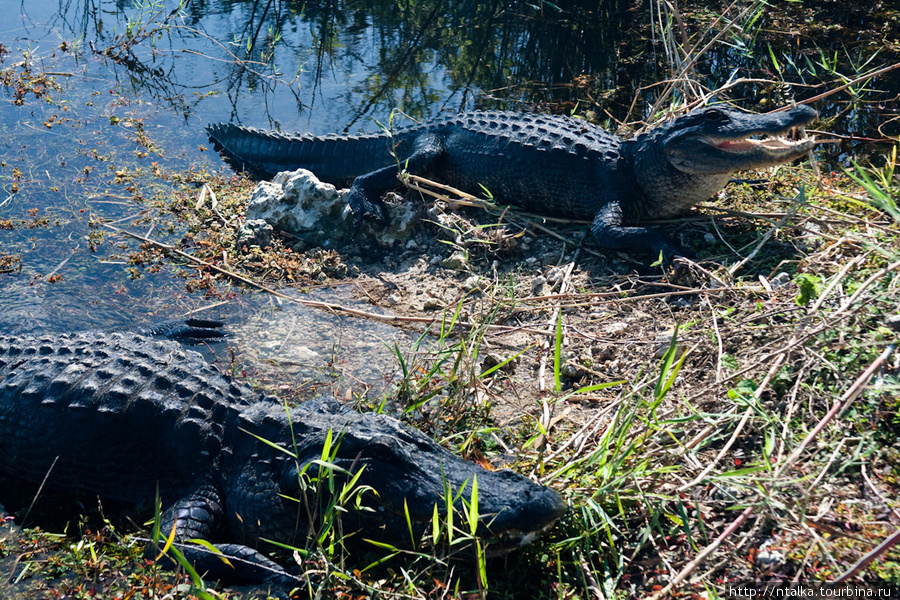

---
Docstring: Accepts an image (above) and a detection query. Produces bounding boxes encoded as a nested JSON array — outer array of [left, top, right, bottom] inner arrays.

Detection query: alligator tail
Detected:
[[205, 123, 395, 185]]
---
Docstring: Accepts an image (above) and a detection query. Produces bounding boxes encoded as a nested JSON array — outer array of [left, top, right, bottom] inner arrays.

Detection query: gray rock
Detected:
[[462, 275, 486, 292], [423, 297, 444, 311], [755, 540, 785, 568], [769, 272, 792, 288], [886, 314, 900, 332], [440, 250, 468, 270], [531, 275, 549, 296], [482, 352, 517, 374], [235, 218, 274, 252]]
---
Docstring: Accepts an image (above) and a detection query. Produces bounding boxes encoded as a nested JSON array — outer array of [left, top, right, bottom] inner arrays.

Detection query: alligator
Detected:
[[0, 327, 566, 586], [207, 104, 817, 256]]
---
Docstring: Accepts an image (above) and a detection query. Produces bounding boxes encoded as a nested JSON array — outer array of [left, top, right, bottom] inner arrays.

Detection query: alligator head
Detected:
[[260, 399, 567, 557], [627, 104, 818, 220], [660, 104, 818, 174]]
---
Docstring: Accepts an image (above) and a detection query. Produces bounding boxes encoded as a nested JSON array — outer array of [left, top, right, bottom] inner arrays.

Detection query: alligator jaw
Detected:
[[705, 123, 816, 159], [711, 126, 813, 151], [666, 105, 818, 174]]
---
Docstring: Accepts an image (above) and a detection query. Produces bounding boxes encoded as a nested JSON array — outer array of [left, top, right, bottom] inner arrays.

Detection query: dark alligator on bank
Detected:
[[0, 326, 565, 587], [207, 105, 817, 256]]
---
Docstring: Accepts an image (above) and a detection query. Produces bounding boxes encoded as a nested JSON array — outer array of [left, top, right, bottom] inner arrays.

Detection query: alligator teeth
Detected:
[[754, 135, 810, 150], [788, 125, 809, 141], [714, 133, 816, 153]]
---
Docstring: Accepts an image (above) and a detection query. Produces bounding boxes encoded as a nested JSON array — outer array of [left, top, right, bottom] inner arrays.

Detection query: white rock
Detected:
[[242, 169, 419, 249]]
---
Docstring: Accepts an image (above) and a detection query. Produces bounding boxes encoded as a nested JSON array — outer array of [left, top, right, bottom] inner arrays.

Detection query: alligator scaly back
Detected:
[[0, 331, 249, 501]]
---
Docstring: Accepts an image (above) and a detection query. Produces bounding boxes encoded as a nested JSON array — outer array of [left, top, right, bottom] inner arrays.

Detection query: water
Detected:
[[1, 0, 897, 390]]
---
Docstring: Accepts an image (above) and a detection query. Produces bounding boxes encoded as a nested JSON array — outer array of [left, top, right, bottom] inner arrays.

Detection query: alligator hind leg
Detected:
[[349, 134, 444, 228]]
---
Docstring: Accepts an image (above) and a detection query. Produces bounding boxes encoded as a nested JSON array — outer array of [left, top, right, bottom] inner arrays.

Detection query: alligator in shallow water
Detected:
[[207, 105, 817, 256], [0, 328, 565, 586]]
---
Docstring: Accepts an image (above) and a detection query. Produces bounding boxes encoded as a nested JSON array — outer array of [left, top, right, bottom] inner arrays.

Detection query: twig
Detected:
[[798, 60, 900, 107], [860, 462, 900, 522], [521, 286, 760, 313], [713, 270, 895, 390], [101, 223, 556, 337], [22, 457, 59, 528], [406, 174, 609, 259], [537, 239, 584, 448], [44, 244, 79, 279], [578, 550, 605, 600], [677, 404, 739, 455], [647, 0, 767, 117], [809, 249, 868, 312], [786, 344, 896, 466], [704, 296, 726, 383], [776, 366, 806, 464], [808, 437, 848, 492], [541, 398, 622, 467], [649, 504, 757, 600], [834, 261, 900, 321], [833, 528, 900, 586], [677, 343, 789, 492]]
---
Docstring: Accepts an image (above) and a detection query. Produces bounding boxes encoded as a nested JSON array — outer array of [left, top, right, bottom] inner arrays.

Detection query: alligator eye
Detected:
[[705, 108, 730, 121], [280, 462, 302, 496]]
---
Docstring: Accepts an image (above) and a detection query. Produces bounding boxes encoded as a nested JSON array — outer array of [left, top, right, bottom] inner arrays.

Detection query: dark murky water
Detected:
[[0, 0, 897, 389]]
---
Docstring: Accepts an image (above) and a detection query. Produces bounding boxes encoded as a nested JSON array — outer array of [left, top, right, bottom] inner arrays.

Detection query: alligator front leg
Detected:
[[136, 318, 226, 344], [591, 201, 693, 259], [152, 484, 299, 587], [349, 134, 444, 226]]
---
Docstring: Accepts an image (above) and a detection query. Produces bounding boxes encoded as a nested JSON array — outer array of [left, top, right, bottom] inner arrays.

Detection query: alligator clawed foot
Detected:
[[348, 190, 387, 237]]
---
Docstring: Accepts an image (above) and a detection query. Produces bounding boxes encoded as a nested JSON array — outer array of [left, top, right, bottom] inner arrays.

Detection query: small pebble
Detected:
[[440, 250, 468, 270], [769, 272, 792, 288], [531, 276, 548, 296]]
